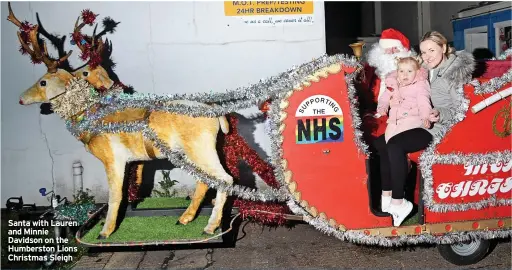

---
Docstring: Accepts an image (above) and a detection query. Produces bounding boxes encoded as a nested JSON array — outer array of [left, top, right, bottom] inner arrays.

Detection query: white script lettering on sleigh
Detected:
[[435, 161, 512, 200]]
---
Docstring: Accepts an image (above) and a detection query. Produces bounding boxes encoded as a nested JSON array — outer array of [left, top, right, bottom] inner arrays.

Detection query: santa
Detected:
[[366, 28, 416, 102]]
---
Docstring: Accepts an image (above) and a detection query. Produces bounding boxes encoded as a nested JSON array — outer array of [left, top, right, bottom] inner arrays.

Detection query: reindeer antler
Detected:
[[72, 10, 106, 68], [7, 2, 72, 73]]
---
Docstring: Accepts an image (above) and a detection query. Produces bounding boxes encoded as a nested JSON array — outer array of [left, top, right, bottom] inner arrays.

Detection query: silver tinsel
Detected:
[[421, 151, 512, 213], [420, 65, 511, 213], [59, 53, 360, 203], [288, 194, 510, 247], [276, 56, 511, 246], [51, 52, 511, 247], [67, 54, 360, 137], [493, 48, 512, 60], [471, 68, 512, 95]]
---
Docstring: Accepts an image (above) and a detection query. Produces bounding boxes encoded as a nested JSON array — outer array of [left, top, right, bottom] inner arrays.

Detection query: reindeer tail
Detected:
[[218, 116, 230, 134]]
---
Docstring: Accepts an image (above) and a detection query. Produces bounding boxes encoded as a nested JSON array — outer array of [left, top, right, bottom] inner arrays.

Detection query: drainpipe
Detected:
[[73, 161, 84, 193]]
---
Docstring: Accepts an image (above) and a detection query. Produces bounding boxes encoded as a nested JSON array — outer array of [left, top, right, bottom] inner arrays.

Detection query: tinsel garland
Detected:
[[49, 55, 361, 224], [420, 65, 512, 212], [127, 162, 141, 202], [493, 48, 512, 60], [63, 54, 360, 137], [54, 202, 96, 226], [142, 126, 290, 202], [222, 114, 290, 224], [53, 55, 361, 204], [261, 54, 511, 246], [233, 200, 289, 225], [471, 68, 512, 95], [51, 78, 124, 120], [223, 114, 280, 188], [287, 200, 511, 247], [45, 53, 511, 246], [14, 19, 44, 64]]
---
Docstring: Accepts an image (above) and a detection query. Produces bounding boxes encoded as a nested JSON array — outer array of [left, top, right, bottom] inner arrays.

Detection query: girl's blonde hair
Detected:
[[420, 31, 455, 57], [395, 56, 422, 70]]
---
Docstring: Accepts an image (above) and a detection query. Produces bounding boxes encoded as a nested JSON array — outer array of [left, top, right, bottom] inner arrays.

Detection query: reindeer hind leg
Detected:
[[180, 133, 233, 233]]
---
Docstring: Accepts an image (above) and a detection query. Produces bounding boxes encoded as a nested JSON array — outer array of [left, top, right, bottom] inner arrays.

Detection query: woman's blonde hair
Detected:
[[420, 31, 455, 57], [395, 56, 423, 70]]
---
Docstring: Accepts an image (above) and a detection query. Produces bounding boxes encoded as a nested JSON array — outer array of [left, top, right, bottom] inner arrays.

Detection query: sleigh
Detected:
[[72, 57, 510, 266], [6, 2, 511, 267]]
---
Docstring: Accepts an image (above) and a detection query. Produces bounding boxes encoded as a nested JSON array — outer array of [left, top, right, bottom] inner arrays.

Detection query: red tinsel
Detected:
[[78, 43, 92, 61], [222, 113, 291, 225], [16, 21, 44, 64], [233, 200, 289, 225], [127, 163, 140, 202], [222, 114, 280, 188], [71, 9, 103, 68], [125, 112, 292, 225], [71, 32, 84, 46], [259, 100, 271, 114], [20, 21, 35, 33], [114, 81, 127, 89], [81, 9, 97, 25], [88, 51, 102, 69], [96, 86, 108, 94]]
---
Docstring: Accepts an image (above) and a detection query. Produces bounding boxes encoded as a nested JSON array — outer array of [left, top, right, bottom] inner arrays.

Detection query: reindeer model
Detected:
[[7, 3, 234, 238], [67, 8, 228, 233]]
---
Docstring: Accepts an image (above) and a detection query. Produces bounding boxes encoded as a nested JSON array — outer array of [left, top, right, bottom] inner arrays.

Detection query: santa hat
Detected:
[[379, 28, 410, 50]]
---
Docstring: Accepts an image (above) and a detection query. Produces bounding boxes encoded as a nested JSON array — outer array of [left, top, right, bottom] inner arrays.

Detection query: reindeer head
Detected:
[[71, 15, 114, 90], [7, 3, 74, 105]]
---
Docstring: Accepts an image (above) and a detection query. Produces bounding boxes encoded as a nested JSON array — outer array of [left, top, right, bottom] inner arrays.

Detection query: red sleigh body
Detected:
[[280, 60, 511, 238]]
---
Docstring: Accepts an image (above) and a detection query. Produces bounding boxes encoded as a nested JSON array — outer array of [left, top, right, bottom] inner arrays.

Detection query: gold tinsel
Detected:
[[51, 78, 123, 120]]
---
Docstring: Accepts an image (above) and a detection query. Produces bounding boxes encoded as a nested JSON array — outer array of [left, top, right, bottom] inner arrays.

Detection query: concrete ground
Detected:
[[73, 220, 511, 269]]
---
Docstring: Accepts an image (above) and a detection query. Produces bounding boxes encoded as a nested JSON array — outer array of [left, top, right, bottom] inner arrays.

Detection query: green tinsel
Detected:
[[54, 203, 96, 226]]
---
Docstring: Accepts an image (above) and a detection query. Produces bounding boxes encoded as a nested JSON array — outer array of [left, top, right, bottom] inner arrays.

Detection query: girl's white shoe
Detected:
[[381, 195, 392, 213], [389, 199, 413, 227]]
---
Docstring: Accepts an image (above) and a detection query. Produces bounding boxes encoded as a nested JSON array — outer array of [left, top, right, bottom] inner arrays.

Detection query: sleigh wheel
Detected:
[[437, 238, 493, 266]]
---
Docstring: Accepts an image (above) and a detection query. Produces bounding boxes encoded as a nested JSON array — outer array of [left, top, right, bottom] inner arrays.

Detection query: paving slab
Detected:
[[104, 251, 145, 269], [73, 252, 114, 269], [165, 249, 210, 269], [138, 250, 173, 269]]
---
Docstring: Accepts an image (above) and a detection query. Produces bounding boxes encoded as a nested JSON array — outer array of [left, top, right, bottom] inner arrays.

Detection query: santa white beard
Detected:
[[366, 43, 415, 99]]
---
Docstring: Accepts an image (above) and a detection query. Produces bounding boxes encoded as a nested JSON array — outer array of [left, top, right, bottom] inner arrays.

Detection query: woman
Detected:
[[374, 31, 475, 227]]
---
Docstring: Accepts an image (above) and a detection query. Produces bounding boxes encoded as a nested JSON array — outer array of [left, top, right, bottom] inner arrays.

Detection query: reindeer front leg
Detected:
[[98, 163, 125, 239]]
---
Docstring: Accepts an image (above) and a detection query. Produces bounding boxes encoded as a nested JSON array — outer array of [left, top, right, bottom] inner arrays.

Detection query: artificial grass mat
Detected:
[[136, 197, 191, 209], [81, 216, 214, 243]]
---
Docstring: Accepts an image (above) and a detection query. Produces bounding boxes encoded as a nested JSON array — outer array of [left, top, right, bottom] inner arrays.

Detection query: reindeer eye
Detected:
[[40, 80, 47, 87], [82, 71, 89, 76]]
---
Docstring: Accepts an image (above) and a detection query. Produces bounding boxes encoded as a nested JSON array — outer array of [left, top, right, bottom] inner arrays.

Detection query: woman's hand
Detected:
[[429, 109, 440, 122]]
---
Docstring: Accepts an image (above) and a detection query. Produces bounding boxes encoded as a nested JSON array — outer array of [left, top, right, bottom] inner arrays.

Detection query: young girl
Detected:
[[377, 57, 432, 142], [374, 56, 432, 227]]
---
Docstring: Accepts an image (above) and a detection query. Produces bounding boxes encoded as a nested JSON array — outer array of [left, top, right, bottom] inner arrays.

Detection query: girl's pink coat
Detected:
[[377, 67, 432, 142]]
